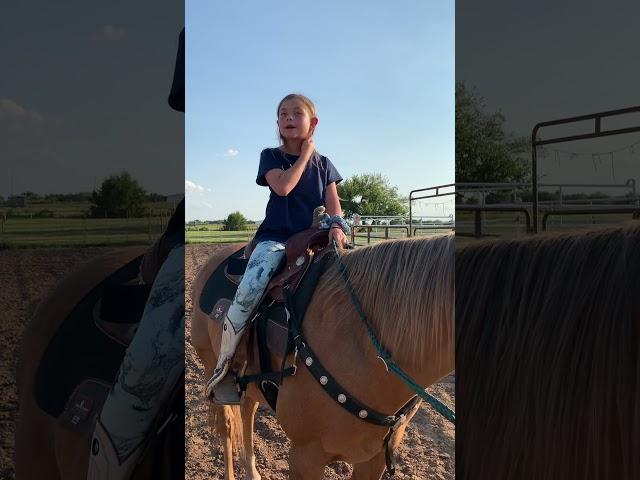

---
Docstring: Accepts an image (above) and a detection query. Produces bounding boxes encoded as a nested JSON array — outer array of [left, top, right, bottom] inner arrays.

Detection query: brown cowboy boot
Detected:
[[205, 315, 245, 404]]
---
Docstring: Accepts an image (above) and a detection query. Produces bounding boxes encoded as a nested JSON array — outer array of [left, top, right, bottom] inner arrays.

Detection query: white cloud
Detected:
[[0, 99, 43, 126], [96, 25, 126, 41], [185, 179, 206, 193], [223, 148, 239, 157]]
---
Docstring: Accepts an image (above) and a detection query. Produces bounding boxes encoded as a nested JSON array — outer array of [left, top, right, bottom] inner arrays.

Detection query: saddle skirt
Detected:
[[34, 253, 153, 432], [200, 227, 335, 408]]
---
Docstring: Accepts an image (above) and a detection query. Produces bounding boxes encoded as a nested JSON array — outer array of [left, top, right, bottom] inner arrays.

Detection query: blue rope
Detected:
[[331, 240, 455, 424]]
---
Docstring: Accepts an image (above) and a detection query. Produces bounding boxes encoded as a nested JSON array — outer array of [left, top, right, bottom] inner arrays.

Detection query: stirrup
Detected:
[[210, 372, 241, 405], [205, 358, 230, 398]]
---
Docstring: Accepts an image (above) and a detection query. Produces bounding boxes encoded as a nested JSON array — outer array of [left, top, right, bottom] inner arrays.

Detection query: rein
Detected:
[[331, 240, 455, 424]]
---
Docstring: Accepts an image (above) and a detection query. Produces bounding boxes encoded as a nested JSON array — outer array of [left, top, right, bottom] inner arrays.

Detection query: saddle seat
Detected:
[[225, 227, 330, 298]]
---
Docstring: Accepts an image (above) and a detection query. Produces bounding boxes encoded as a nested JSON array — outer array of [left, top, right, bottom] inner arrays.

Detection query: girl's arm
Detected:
[[265, 138, 315, 196], [325, 181, 348, 246], [324, 182, 343, 217]]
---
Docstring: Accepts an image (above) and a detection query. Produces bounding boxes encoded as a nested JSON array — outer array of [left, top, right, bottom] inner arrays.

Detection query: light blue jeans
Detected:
[[99, 245, 185, 462], [227, 240, 286, 333]]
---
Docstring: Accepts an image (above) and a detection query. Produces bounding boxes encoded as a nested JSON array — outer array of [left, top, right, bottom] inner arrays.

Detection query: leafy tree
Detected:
[[21, 191, 41, 202], [338, 173, 408, 217], [145, 192, 167, 203], [456, 82, 528, 183], [90, 172, 146, 218], [223, 211, 248, 231]]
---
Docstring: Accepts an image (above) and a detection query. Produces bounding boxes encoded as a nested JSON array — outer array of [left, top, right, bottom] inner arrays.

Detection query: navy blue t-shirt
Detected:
[[255, 148, 342, 242]]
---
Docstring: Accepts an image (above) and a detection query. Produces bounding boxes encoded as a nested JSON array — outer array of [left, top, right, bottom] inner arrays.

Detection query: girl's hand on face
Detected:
[[328, 226, 348, 248], [300, 135, 315, 160]]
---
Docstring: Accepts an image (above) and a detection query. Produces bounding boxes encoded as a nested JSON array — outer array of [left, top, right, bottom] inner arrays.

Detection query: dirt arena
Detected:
[[186, 244, 454, 480], [0, 247, 118, 479]]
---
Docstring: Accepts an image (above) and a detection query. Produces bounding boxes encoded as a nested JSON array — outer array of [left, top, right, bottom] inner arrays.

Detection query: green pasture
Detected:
[[0, 216, 170, 248], [0, 201, 176, 248], [455, 211, 636, 238], [351, 225, 452, 245], [185, 223, 452, 246], [186, 224, 258, 244], [0, 201, 175, 219]]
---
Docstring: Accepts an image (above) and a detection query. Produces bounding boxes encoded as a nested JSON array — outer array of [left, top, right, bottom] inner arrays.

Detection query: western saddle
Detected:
[[206, 223, 336, 410]]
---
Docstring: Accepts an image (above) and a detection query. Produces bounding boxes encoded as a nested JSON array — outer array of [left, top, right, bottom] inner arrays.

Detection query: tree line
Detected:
[[187, 173, 410, 230]]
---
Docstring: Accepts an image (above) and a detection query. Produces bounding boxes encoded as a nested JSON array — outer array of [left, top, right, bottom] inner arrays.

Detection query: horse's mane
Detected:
[[317, 234, 454, 370], [456, 224, 640, 480]]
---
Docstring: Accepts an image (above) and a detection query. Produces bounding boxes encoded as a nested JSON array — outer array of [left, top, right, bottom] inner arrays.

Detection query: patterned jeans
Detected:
[[227, 240, 286, 333], [99, 245, 185, 463]]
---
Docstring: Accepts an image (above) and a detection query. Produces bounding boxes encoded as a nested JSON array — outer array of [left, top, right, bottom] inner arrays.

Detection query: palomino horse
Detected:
[[456, 224, 640, 480], [191, 234, 454, 479], [14, 247, 184, 479]]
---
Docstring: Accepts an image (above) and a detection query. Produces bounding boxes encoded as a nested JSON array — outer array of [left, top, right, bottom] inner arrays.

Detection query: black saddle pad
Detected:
[[34, 255, 146, 418], [199, 247, 246, 314]]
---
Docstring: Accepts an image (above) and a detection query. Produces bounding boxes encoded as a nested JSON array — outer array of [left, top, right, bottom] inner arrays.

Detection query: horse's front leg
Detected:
[[288, 441, 328, 480], [352, 424, 409, 480], [241, 396, 261, 480], [209, 403, 235, 480], [351, 450, 386, 480]]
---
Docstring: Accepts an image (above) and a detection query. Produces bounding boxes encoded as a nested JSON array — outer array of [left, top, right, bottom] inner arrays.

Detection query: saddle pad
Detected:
[[199, 247, 246, 315], [34, 255, 144, 418], [202, 247, 336, 355], [202, 249, 291, 371]]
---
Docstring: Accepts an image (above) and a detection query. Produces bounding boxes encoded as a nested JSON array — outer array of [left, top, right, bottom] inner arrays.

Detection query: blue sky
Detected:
[[456, 0, 640, 188], [1, 1, 183, 198], [186, 0, 454, 221]]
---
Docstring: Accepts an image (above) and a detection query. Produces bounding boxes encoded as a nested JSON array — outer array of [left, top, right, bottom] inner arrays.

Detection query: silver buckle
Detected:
[[392, 414, 406, 431]]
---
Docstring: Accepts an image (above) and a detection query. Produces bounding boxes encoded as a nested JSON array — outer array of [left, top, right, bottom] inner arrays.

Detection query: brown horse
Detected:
[[191, 234, 454, 479], [14, 246, 183, 480], [456, 224, 640, 480]]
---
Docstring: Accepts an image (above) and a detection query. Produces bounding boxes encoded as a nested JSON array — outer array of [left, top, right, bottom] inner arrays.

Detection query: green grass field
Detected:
[[0, 217, 169, 248], [455, 211, 636, 237], [0, 201, 175, 248], [185, 223, 452, 246], [0, 201, 175, 218], [186, 224, 258, 244]]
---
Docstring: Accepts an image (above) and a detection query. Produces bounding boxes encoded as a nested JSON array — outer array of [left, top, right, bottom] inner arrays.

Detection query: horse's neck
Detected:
[[303, 294, 451, 416], [346, 270, 453, 385]]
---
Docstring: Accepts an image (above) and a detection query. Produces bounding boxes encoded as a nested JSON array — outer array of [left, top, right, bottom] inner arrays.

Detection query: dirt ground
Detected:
[[186, 244, 455, 480], [0, 247, 118, 479]]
